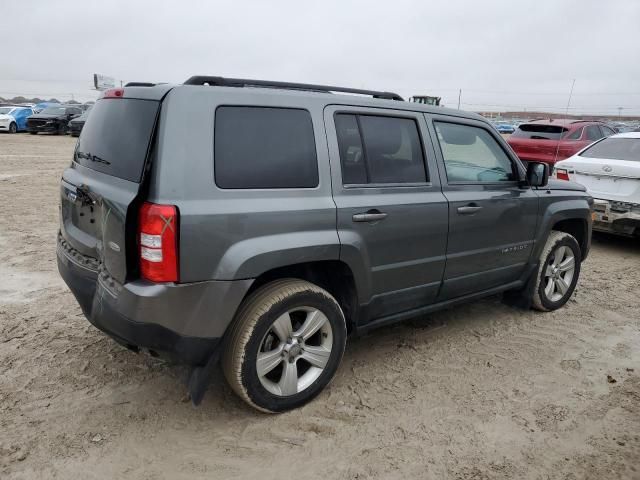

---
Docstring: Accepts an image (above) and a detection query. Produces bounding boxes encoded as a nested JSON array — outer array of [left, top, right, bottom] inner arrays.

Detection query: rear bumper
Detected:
[[57, 235, 253, 365]]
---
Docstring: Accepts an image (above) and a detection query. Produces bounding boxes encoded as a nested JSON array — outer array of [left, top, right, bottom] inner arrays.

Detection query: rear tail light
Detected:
[[138, 202, 178, 282], [555, 168, 570, 181]]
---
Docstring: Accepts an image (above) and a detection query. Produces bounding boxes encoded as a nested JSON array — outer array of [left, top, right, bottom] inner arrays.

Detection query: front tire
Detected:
[[222, 279, 347, 413], [9, 122, 17, 134], [532, 231, 581, 311]]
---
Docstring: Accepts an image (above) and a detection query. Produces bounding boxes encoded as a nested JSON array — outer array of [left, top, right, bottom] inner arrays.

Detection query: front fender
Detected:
[[213, 230, 340, 280]]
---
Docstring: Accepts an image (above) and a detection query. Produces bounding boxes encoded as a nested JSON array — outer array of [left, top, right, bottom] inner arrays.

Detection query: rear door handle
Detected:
[[457, 205, 482, 215], [353, 210, 388, 223]]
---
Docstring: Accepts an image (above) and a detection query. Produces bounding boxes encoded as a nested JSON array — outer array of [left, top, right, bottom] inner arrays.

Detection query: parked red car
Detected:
[[507, 119, 616, 167]]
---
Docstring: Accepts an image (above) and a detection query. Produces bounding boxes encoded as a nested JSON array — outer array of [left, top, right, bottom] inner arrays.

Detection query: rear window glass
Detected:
[[74, 98, 158, 182], [215, 106, 318, 189], [511, 124, 568, 140], [580, 137, 640, 162]]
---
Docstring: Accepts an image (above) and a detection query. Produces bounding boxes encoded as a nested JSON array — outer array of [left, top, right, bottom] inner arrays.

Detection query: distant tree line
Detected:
[[0, 96, 94, 105]]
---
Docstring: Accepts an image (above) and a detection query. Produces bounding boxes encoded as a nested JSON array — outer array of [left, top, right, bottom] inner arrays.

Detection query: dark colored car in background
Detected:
[[27, 105, 83, 135], [507, 119, 616, 167], [68, 106, 92, 136]]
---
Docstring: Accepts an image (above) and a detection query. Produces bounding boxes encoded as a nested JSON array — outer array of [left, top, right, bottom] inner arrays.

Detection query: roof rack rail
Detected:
[[124, 82, 157, 87], [183, 76, 404, 101]]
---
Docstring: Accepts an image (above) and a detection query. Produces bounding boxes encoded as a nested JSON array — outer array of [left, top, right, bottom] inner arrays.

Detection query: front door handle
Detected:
[[353, 210, 388, 223], [457, 205, 482, 215]]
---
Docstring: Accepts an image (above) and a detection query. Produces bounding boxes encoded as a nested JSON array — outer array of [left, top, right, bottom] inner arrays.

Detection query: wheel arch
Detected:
[[552, 218, 589, 260], [536, 197, 592, 262], [243, 260, 359, 334]]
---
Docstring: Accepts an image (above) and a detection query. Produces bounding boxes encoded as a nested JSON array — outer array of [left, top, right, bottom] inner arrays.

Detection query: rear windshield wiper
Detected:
[[76, 151, 111, 166]]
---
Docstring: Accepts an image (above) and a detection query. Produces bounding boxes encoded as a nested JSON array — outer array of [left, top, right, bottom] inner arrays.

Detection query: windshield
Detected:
[[580, 137, 640, 162], [511, 124, 568, 140], [0, 107, 16, 115], [41, 106, 66, 115]]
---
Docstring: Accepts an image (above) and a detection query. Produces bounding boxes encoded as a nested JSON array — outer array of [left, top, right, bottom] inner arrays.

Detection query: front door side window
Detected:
[[434, 122, 516, 183]]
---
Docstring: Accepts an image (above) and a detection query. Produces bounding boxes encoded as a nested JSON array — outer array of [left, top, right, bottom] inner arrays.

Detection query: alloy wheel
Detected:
[[543, 245, 576, 302], [256, 307, 333, 397]]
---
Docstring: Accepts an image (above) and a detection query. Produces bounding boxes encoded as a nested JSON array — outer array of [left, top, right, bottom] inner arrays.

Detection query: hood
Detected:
[[0, 113, 15, 121], [545, 178, 587, 192]]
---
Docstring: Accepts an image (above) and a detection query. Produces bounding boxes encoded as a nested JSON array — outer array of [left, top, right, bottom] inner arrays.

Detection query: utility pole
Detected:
[[618, 107, 623, 120], [457, 89, 462, 110]]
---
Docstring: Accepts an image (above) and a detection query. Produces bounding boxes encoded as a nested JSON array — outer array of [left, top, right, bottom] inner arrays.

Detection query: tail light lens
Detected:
[[138, 202, 178, 282], [556, 168, 570, 181]]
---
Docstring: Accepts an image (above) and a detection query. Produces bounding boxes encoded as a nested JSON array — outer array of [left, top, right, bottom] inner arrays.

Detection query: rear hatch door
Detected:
[[508, 124, 568, 162], [60, 93, 161, 283]]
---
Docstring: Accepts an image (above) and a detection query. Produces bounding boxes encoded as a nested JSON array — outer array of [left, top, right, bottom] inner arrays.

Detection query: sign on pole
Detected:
[[93, 74, 116, 91]]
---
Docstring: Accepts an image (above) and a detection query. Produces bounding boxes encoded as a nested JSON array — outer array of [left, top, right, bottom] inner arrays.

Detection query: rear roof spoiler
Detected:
[[124, 82, 157, 87], [183, 75, 404, 101]]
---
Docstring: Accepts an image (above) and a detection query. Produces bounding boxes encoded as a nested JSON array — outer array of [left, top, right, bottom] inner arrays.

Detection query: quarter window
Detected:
[[215, 106, 318, 189], [434, 122, 516, 183], [335, 113, 427, 185]]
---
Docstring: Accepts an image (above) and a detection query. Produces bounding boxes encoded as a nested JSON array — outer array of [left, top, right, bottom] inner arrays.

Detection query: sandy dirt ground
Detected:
[[1, 134, 639, 480]]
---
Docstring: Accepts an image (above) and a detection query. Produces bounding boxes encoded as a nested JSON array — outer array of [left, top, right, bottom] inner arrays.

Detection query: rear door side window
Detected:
[[215, 106, 318, 189], [334, 113, 427, 185]]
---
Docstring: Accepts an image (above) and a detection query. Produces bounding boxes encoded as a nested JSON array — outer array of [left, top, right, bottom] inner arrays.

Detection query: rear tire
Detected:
[[29, 131, 38, 135], [222, 279, 347, 413], [532, 231, 581, 311]]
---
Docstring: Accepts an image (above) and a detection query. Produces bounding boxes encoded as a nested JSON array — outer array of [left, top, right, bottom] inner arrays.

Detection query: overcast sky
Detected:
[[2, 0, 639, 115]]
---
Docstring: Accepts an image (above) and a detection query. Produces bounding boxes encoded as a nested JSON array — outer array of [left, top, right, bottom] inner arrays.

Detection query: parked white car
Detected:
[[554, 132, 640, 237]]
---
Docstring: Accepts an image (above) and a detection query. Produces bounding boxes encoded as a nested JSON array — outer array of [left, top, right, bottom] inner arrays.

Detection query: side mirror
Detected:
[[526, 162, 549, 187]]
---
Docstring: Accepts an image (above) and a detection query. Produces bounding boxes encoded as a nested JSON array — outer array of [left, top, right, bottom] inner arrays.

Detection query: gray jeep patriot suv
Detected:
[[57, 76, 592, 412]]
